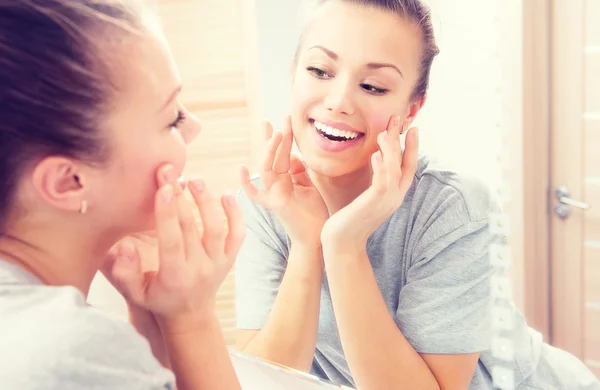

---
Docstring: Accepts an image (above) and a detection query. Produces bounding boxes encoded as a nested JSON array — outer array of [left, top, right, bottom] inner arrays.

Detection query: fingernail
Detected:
[[177, 176, 187, 190], [223, 193, 236, 206], [394, 116, 402, 127], [161, 165, 177, 184], [190, 179, 205, 193], [161, 184, 174, 203]]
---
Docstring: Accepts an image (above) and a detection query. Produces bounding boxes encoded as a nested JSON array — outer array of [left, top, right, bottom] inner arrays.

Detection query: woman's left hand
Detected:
[[321, 116, 419, 249]]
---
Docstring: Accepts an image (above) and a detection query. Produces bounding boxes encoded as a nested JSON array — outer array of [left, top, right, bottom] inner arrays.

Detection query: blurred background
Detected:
[[87, 0, 599, 378]]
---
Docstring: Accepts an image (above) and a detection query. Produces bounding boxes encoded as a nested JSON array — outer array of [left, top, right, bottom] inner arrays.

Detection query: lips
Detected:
[[309, 118, 365, 153]]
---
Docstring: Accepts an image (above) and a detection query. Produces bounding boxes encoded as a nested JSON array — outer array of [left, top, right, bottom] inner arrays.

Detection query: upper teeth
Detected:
[[314, 121, 360, 140]]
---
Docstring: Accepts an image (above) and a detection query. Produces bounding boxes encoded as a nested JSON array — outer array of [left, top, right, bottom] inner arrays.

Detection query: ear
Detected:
[[31, 157, 89, 213], [402, 94, 427, 132]]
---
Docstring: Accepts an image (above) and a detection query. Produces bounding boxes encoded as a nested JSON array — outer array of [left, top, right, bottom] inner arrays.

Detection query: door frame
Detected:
[[522, 0, 588, 357], [521, 0, 552, 342]]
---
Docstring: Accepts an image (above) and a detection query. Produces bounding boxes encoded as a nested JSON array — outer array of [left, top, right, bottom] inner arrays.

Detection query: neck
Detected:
[[0, 217, 119, 296], [312, 164, 373, 215]]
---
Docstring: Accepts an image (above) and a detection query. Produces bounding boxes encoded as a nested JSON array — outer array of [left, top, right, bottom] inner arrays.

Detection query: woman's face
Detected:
[[291, 1, 425, 178], [85, 25, 201, 235]]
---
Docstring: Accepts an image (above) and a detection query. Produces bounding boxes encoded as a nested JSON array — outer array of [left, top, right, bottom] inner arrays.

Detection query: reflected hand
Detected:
[[321, 117, 419, 249], [240, 116, 329, 248]]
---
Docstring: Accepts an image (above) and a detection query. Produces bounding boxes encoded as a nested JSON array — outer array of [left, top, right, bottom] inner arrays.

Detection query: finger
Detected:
[[272, 116, 293, 174], [155, 184, 186, 282], [189, 179, 226, 260], [386, 116, 402, 156], [157, 164, 200, 261], [289, 154, 313, 187], [175, 189, 202, 262], [221, 193, 246, 262], [377, 131, 400, 182], [129, 236, 160, 272], [157, 164, 183, 196], [399, 127, 419, 193], [261, 131, 283, 187], [263, 120, 274, 141], [371, 150, 386, 193], [240, 165, 266, 204], [100, 244, 119, 278], [108, 240, 146, 303], [386, 115, 402, 138]]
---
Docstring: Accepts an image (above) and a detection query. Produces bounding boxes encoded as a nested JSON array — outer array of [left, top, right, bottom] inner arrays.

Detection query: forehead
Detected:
[[301, 2, 422, 75], [108, 26, 180, 111]]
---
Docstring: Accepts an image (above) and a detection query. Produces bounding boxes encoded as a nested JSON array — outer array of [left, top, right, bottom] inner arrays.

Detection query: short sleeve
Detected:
[[0, 285, 175, 390], [395, 182, 497, 355], [56, 311, 176, 390], [235, 184, 289, 330]]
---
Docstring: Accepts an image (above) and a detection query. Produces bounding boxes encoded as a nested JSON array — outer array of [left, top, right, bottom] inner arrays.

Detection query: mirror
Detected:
[[87, 0, 599, 389]]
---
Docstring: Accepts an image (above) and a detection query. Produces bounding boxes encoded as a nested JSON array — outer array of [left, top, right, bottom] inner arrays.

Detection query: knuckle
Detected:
[[179, 213, 198, 233], [161, 236, 182, 254], [203, 220, 227, 240]]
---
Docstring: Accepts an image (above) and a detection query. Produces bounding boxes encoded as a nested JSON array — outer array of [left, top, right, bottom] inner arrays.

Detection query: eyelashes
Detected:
[[169, 110, 186, 129], [306, 67, 389, 95]]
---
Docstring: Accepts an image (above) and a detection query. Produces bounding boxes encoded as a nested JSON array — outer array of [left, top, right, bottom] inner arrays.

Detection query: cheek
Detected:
[[291, 73, 319, 115], [365, 107, 395, 135], [119, 132, 187, 197], [168, 130, 187, 174]]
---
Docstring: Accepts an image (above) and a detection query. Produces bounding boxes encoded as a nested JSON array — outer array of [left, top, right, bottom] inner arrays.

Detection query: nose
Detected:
[[181, 112, 201, 144], [323, 77, 355, 116]]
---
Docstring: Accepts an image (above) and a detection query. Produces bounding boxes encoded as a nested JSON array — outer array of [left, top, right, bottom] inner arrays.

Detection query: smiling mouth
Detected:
[[312, 120, 364, 142]]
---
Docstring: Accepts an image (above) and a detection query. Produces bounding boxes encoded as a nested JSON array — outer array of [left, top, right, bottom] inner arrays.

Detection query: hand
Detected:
[[240, 116, 329, 248], [321, 117, 419, 249], [101, 164, 246, 333], [102, 233, 167, 364]]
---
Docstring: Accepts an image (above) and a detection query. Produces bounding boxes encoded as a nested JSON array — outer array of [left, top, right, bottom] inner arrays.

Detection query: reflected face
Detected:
[[291, 1, 424, 178]]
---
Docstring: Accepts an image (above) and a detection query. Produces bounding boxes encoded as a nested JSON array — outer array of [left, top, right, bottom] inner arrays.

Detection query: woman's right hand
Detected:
[[240, 116, 329, 248], [103, 164, 246, 334]]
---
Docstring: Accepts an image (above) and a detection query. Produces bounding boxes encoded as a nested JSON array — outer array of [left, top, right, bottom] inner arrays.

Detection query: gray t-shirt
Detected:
[[236, 155, 600, 390], [0, 259, 175, 390]]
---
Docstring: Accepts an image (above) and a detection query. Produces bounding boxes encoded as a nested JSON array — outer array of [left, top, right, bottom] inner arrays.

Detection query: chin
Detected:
[[302, 153, 360, 178]]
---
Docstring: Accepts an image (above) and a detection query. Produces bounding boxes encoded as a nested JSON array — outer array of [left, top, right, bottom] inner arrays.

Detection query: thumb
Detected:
[[109, 240, 146, 304], [289, 154, 313, 187]]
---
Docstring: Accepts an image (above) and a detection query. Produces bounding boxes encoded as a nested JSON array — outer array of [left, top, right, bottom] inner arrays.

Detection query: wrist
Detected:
[[156, 309, 219, 337], [289, 240, 324, 270], [322, 239, 367, 260], [127, 303, 155, 327]]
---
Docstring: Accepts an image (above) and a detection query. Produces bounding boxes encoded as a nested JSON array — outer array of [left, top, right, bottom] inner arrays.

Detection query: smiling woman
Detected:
[[234, 1, 600, 389]]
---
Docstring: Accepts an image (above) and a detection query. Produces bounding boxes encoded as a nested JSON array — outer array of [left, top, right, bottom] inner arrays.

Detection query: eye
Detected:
[[307, 66, 331, 79], [360, 83, 388, 95], [169, 110, 186, 129]]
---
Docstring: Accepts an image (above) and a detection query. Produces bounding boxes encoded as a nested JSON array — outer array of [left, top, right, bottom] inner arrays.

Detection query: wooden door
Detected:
[[549, 0, 600, 377]]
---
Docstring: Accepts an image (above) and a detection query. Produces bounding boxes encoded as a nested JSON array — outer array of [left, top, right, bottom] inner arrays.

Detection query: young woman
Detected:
[[0, 1, 243, 389], [235, 0, 600, 389]]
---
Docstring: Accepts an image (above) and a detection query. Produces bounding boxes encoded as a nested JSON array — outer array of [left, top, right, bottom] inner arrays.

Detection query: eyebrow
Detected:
[[308, 45, 404, 79], [160, 85, 183, 111]]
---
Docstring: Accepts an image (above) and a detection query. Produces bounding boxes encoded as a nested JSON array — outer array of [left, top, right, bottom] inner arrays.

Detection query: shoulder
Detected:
[[411, 154, 499, 223], [0, 283, 173, 389], [402, 155, 500, 257]]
